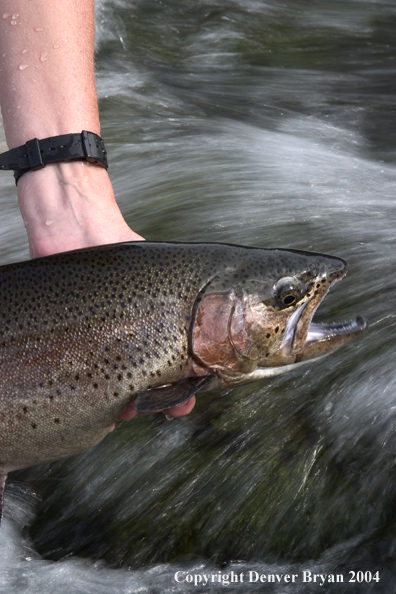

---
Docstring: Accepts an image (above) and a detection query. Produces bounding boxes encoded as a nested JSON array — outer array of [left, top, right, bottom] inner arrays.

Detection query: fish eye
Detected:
[[273, 277, 305, 309], [282, 294, 297, 306]]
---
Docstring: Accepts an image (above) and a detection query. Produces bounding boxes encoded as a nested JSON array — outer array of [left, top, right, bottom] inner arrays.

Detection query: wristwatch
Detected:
[[0, 131, 108, 184]]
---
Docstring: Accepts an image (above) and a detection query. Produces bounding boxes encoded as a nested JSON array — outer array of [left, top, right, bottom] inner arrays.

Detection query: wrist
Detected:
[[17, 161, 143, 258]]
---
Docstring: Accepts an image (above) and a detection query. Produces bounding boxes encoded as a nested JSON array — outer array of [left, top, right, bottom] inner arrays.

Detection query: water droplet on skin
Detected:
[[40, 52, 47, 62], [12, 13, 18, 19], [2, 13, 10, 19], [21, 49, 28, 54], [45, 220, 53, 226], [34, 27, 43, 32], [10, 20, 17, 25], [53, 43, 60, 49], [19, 64, 28, 71]]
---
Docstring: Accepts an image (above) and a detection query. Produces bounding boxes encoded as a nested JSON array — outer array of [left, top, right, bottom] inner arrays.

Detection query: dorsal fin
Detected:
[[0, 472, 7, 525]]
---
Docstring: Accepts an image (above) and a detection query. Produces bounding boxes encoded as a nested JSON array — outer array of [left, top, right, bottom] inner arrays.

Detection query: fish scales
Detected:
[[0, 242, 366, 493], [0, 243, 209, 471]]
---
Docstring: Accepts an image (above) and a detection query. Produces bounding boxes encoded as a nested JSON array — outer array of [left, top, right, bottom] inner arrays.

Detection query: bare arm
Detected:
[[0, 0, 143, 258]]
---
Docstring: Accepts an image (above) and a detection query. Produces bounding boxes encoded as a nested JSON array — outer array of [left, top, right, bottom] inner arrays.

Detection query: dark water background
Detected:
[[1, 0, 396, 592]]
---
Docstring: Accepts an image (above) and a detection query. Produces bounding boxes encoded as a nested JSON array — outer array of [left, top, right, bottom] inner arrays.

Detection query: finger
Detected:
[[117, 401, 138, 421]]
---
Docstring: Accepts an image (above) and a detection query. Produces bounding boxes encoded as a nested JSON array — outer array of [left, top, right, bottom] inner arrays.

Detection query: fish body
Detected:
[[0, 242, 366, 505]]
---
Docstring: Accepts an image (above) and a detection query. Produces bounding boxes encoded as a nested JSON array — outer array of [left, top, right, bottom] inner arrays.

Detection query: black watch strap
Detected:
[[0, 131, 108, 184]]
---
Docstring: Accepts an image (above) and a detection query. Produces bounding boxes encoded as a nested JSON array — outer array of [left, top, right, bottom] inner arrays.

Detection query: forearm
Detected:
[[0, 0, 99, 144], [0, 0, 143, 257]]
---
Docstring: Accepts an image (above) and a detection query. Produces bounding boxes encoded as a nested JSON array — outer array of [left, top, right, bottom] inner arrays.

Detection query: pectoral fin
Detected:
[[0, 472, 7, 525], [135, 375, 214, 413]]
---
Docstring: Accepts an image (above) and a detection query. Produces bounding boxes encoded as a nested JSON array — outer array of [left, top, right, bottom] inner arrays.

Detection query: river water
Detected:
[[1, 0, 396, 592]]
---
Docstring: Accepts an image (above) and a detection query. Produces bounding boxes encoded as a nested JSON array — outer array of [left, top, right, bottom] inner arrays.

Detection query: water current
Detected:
[[1, 0, 396, 592]]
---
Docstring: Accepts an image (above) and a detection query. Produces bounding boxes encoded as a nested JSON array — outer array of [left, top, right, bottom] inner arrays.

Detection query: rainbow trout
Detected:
[[0, 242, 366, 521]]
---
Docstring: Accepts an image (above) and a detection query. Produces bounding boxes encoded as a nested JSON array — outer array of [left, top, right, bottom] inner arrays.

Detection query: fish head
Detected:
[[191, 248, 367, 384]]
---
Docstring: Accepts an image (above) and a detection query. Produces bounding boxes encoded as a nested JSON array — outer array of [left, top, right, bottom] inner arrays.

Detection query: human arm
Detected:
[[0, 0, 143, 259]]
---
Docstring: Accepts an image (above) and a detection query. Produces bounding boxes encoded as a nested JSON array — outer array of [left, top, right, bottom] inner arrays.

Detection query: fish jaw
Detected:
[[232, 275, 367, 383], [241, 265, 367, 380], [278, 263, 347, 357], [191, 249, 367, 386], [294, 315, 368, 363], [276, 265, 368, 363]]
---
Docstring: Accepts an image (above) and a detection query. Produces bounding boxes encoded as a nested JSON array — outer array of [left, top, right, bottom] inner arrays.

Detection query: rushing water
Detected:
[[1, 0, 396, 592]]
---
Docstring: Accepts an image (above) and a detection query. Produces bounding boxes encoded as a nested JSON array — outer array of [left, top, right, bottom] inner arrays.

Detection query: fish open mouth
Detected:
[[305, 316, 368, 347], [280, 271, 368, 364], [295, 314, 368, 362]]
